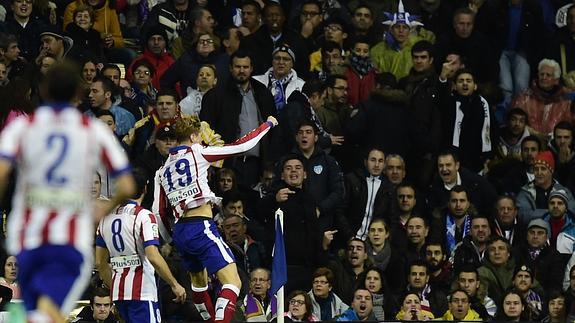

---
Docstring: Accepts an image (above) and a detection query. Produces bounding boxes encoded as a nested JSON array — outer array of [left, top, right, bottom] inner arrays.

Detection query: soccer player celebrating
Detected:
[[0, 64, 135, 323], [96, 168, 186, 322], [153, 114, 277, 323]]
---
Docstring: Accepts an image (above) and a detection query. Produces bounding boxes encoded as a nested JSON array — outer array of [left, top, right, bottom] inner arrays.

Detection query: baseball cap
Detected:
[[527, 218, 550, 234], [156, 125, 176, 140]]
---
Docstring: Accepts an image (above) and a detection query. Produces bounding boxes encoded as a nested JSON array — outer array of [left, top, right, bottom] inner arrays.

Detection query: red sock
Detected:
[[214, 284, 240, 323], [191, 285, 215, 322]]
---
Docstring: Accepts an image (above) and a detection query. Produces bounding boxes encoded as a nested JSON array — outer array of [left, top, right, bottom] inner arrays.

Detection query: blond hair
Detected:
[[174, 115, 202, 142]]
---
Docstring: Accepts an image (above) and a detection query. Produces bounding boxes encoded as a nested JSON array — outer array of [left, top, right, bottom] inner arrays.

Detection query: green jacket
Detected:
[[370, 35, 422, 80]]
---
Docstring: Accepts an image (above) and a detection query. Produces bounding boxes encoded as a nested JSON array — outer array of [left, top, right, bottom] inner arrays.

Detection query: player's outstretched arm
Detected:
[[145, 245, 187, 303], [202, 116, 278, 162], [0, 160, 13, 201], [95, 246, 113, 288]]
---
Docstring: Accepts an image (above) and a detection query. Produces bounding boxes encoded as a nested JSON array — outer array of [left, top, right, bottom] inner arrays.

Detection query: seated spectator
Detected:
[[0, 34, 28, 80], [284, 290, 319, 322], [366, 219, 393, 272], [0, 255, 19, 299], [404, 259, 448, 317], [253, 44, 305, 111], [38, 28, 74, 62], [478, 236, 516, 305], [345, 36, 376, 106], [130, 60, 157, 112], [179, 64, 217, 116], [73, 287, 119, 323], [3, 0, 46, 61], [161, 32, 228, 94], [307, 267, 349, 321], [384, 154, 407, 187], [65, 4, 105, 62], [394, 291, 434, 321], [495, 290, 528, 321], [63, 0, 124, 49], [360, 267, 398, 320], [494, 108, 533, 161], [311, 42, 346, 81], [453, 214, 491, 271], [541, 189, 575, 254], [516, 151, 575, 224], [439, 289, 482, 321], [81, 58, 98, 85], [549, 122, 575, 190], [456, 266, 497, 319], [515, 218, 564, 293], [511, 59, 571, 136], [542, 289, 568, 323], [242, 268, 275, 322], [499, 136, 542, 195], [512, 264, 543, 320], [334, 288, 375, 321], [493, 196, 527, 247], [222, 214, 266, 274], [100, 63, 144, 121], [424, 242, 452, 292]]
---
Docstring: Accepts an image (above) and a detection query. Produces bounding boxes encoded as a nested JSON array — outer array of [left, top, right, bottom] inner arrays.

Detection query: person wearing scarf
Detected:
[[430, 186, 473, 255], [345, 37, 376, 106], [253, 44, 305, 111]]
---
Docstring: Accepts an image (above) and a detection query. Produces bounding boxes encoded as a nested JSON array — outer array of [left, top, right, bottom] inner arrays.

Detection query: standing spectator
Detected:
[[493, 196, 527, 247], [222, 214, 266, 274], [494, 108, 533, 161], [241, 2, 309, 77], [361, 267, 398, 320], [0, 34, 27, 81], [545, 5, 575, 76], [345, 36, 376, 106], [516, 151, 575, 224], [541, 189, 575, 254], [127, 26, 174, 90], [63, 0, 124, 49], [253, 44, 305, 111], [500, 136, 542, 194], [3, 0, 47, 62], [200, 51, 276, 187], [309, 16, 349, 73], [370, 4, 424, 80], [142, 0, 193, 45], [548, 122, 575, 188], [297, 0, 324, 53], [453, 214, 491, 271], [424, 242, 452, 292], [348, 4, 381, 46], [511, 59, 572, 135], [239, 0, 262, 36], [456, 266, 497, 319], [341, 148, 393, 241], [86, 76, 135, 137], [404, 260, 448, 317]]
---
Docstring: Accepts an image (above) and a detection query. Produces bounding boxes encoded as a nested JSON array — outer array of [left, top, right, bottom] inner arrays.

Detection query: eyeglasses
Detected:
[[134, 70, 150, 76], [289, 299, 305, 306], [332, 86, 348, 92], [325, 25, 342, 32], [313, 280, 329, 285], [199, 39, 214, 45], [250, 278, 269, 283], [301, 11, 320, 18]]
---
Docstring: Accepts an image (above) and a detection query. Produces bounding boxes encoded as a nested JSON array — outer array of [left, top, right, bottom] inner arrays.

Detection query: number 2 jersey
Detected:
[[153, 121, 274, 239], [0, 106, 130, 255], [96, 202, 160, 301]]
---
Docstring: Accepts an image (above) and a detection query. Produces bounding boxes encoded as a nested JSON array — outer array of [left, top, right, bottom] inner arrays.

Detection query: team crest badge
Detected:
[[314, 165, 323, 174]]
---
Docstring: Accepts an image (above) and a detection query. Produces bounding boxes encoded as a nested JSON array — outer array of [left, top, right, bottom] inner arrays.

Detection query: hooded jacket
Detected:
[[128, 49, 175, 89]]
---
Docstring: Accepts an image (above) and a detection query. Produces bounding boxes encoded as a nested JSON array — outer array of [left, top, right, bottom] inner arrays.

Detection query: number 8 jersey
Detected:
[[0, 106, 131, 255], [153, 121, 274, 239]]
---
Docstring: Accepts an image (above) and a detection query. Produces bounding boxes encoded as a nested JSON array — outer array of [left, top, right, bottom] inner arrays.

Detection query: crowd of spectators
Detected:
[[0, 0, 575, 321]]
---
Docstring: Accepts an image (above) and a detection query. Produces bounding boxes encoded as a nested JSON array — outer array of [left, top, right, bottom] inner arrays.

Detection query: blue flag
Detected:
[[271, 211, 287, 295]]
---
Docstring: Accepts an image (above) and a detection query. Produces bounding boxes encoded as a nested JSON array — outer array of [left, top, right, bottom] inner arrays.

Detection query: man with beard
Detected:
[[512, 265, 544, 320], [453, 214, 492, 271], [424, 242, 452, 292], [495, 108, 532, 161], [321, 234, 369, 304], [404, 260, 448, 318], [201, 51, 276, 187], [437, 63, 497, 173], [334, 288, 375, 321], [428, 151, 497, 216], [399, 40, 441, 190], [501, 135, 542, 194], [430, 186, 475, 255]]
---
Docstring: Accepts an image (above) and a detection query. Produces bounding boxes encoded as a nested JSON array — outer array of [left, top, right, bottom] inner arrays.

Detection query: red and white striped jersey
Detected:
[[96, 202, 160, 301], [0, 106, 130, 255], [152, 121, 274, 239]]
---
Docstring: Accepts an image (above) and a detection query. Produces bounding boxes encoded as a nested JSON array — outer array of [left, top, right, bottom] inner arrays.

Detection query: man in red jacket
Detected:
[[128, 26, 175, 89]]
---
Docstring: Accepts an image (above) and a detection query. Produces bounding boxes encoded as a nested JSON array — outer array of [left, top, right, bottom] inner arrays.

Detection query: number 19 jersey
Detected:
[[0, 106, 130, 255]]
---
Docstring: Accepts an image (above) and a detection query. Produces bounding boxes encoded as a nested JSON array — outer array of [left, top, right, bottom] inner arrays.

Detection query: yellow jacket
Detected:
[[439, 309, 483, 321], [63, 0, 124, 48]]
